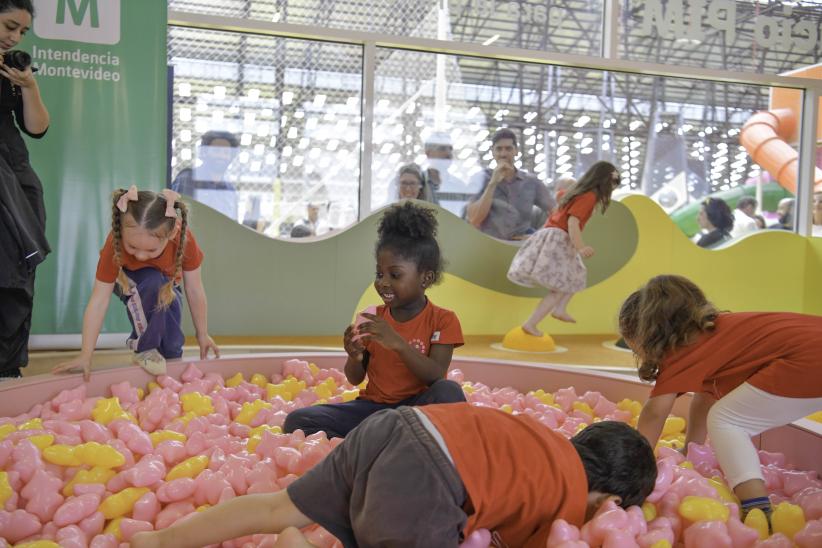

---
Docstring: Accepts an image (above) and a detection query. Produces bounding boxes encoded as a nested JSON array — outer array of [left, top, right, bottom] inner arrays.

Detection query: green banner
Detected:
[[27, 0, 167, 335]]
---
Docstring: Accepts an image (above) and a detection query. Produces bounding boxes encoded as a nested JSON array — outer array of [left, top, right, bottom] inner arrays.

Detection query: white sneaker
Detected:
[[132, 349, 167, 376]]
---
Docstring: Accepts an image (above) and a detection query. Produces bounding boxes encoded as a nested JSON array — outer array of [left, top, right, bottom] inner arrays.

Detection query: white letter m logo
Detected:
[[33, 0, 120, 45]]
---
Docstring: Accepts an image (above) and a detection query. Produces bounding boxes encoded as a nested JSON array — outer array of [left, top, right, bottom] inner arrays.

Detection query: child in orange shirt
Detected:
[[619, 274, 822, 519], [131, 404, 656, 548], [284, 202, 466, 438], [53, 186, 219, 380], [508, 161, 620, 335]]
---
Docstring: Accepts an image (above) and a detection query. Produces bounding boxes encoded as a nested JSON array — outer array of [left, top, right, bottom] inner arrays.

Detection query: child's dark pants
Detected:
[[287, 406, 468, 547], [117, 267, 185, 359], [283, 378, 466, 438]]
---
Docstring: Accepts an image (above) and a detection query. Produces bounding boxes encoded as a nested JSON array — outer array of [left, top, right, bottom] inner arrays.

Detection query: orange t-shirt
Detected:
[[360, 300, 464, 404], [95, 228, 204, 284], [652, 312, 822, 400], [422, 403, 588, 548], [546, 191, 598, 232]]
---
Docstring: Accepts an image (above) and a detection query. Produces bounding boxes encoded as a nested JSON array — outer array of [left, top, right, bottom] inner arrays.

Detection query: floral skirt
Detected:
[[506, 227, 587, 293]]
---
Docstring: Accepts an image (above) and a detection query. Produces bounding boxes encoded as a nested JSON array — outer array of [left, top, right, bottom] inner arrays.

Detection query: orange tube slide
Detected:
[[739, 108, 822, 194]]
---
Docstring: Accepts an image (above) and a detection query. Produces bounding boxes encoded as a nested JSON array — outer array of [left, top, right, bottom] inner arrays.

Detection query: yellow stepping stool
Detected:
[[501, 326, 556, 352]]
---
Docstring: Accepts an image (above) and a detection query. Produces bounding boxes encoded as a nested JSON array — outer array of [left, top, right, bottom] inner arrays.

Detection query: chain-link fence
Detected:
[[369, 47, 770, 212], [170, 0, 822, 72], [168, 26, 774, 234], [168, 27, 363, 237], [168, 0, 603, 55], [168, 2, 819, 239]]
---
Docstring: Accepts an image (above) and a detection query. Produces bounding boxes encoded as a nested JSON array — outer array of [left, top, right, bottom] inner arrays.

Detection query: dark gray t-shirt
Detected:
[[468, 168, 554, 240]]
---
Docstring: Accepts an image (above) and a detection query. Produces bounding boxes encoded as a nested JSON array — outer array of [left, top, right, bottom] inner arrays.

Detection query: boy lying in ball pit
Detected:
[[132, 402, 656, 548]]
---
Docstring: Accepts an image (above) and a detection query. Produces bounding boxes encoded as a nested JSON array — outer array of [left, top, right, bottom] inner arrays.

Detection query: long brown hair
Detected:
[[397, 163, 425, 199], [618, 275, 720, 382], [558, 160, 619, 213], [111, 189, 189, 309]]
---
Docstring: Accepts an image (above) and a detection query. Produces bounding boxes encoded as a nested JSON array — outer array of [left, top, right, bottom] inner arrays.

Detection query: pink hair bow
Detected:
[[116, 185, 138, 213], [161, 188, 181, 218]]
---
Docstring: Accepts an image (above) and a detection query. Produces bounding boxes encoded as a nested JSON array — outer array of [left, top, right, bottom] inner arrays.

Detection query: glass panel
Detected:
[[621, 0, 822, 74], [737, 85, 820, 237], [371, 48, 797, 244], [167, 27, 363, 238], [169, 0, 603, 55]]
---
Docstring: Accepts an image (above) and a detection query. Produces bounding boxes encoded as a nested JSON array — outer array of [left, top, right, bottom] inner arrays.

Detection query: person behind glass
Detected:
[[171, 130, 240, 220], [53, 187, 220, 381], [771, 197, 794, 230], [395, 163, 434, 202], [813, 191, 822, 237], [696, 197, 733, 248], [289, 202, 329, 238], [0, 0, 49, 379], [284, 202, 466, 438], [289, 224, 314, 238], [422, 131, 473, 216], [729, 196, 758, 239], [465, 128, 554, 240], [553, 175, 576, 208], [508, 162, 620, 335]]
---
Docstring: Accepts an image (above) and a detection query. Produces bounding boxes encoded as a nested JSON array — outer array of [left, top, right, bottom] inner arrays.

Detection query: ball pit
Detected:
[[0, 353, 820, 547]]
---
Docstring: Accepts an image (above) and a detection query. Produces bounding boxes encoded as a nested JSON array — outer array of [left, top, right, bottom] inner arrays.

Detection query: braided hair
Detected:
[[110, 189, 187, 309]]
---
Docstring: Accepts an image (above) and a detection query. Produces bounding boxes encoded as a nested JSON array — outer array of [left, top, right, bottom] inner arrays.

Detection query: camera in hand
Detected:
[[2, 50, 36, 72]]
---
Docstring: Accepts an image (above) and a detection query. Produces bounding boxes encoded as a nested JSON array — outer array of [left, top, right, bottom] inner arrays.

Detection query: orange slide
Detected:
[[739, 64, 822, 194]]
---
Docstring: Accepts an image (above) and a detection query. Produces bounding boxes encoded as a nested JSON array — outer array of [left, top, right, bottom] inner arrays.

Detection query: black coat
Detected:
[[0, 77, 49, 289]]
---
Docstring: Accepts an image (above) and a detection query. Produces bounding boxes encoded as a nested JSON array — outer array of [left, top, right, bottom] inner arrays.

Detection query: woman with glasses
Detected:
[[396, 163, 436, 203]]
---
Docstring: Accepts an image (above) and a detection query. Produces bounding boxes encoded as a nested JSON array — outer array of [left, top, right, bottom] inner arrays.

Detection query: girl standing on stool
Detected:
[[284, 201, 466, 438], [54, 186, 219, 380], [508, 161, 620, 336], [619, 274, 822, 520]]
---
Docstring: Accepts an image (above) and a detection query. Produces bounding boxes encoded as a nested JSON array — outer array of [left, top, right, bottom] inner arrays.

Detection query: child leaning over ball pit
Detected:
[[619, 274, 822, 522], [131, 403, 657, 548], [53, 186, 219, 380], [283, 201, 466, 438]]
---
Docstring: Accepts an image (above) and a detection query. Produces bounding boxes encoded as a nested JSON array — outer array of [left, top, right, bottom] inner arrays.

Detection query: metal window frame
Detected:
[[797, 89, 820, 237], [359, 42, 375, 220]]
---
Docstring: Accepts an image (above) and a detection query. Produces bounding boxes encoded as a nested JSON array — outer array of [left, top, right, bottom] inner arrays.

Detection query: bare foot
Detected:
[[551, 311, 577, 323], [521, 324, 544, 337], [275, 527, 318, 548]]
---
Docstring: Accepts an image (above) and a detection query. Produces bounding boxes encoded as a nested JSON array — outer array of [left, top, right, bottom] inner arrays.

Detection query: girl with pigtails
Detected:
[[54, 186, 219, 380]]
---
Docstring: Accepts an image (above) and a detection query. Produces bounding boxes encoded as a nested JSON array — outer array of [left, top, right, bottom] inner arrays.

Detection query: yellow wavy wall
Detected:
[[356, 195, 817, 335]]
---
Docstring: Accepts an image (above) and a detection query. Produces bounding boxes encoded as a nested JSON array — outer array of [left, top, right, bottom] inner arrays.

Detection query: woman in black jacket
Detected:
[[696, 197, 734, 249], [0, 0, 50, 378]]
